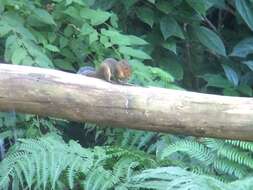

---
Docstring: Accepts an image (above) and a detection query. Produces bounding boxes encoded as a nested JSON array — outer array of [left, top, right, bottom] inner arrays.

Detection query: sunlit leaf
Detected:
[[119, 46, 151, 60], [80, 8, 111, 26], [222, 64, 239, 87], [235, 0, 253, 31], [230, 38, 253, 58], [11, 48, 27, 64]]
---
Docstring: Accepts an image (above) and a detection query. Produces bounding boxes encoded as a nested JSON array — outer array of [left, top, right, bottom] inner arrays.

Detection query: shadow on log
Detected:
[[0, 63, 253, 140]]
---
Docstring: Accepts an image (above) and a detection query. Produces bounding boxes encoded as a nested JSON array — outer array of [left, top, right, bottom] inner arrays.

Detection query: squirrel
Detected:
[[77, 58, 132, 84]]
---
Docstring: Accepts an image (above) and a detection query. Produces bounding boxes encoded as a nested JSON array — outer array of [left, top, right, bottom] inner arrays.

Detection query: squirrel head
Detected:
[[116, 59, 132, 80]]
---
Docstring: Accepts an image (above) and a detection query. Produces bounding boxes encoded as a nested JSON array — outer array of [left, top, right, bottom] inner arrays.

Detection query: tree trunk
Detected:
[[0, 63, 253, 140]]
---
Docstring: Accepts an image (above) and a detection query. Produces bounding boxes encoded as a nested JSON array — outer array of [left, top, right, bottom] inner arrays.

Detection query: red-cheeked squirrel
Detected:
[[77, 58, 132, 84]]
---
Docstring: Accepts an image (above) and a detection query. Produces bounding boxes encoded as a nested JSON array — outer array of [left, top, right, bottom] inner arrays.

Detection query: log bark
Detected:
[[0, 63, 253, 140]]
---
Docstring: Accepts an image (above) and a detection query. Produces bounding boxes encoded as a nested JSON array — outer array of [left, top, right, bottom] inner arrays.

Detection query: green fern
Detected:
[[160, 139, 214, 164], [127, 167, 229, 190], [213, 158, 249, 179], [0, 134, 94, 189], [217, 144, 253, 168], [225, 140, 253, 152]]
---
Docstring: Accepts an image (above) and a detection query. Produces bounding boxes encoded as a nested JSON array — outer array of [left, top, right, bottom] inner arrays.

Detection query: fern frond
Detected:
[[121, 130, 157, 150], [127, 167, 229, 190], [0, 134, 95, 189], [160, 139, 214, 164], [85, 166, 115, 190], [226, 140, 253, 152], [106, 146, 157, 168], [217, 145, 253, 168], [213, 158, 248, 179], [202, 138, 225, 151]]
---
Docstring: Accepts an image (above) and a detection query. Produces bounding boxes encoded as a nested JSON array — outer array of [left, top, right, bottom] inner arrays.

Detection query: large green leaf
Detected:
[[235, 0, 253, 31], [64, 6, 80, 19], [11, 47, 27, 65], [201, 74, 233, 88], [162, 41, 177, 54], [80, 23, 94, 35], [194, 26, 226, 56], [0, 24, 11, 37], [222, 64, 239, 87], [136, 7, 154, 27], [45, 44, 60, 52], [156, 0, 174, 14], [238, 84, 253, 96], [230, 38, 253, 58], [33, 9, 56, 25], [160, 16, 184, 40], [119, 46, 151, 60], [205, 0, 225, 9], [101, 29, 148, 46], [242, 60, 253, 71], [80, 8, 111, 26], [186, 0, 206, 15]]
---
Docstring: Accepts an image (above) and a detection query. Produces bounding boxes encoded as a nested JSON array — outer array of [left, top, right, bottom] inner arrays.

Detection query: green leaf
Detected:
[[101, 29, 148, 46], [100, 36, 112, 48], [45, 44, 60, 52], [238, 84, 253, 96], [59, 37, 69, 48], [160, 16, 184, 40], [186, 0, 206, 15], [156, 0, 174, 14], [230, 38, 253, 58], [33, 9, 56, 25], [80, 23, 94, 35], [21, 56, 34, 66], [80, 8, 111, 26], [128, 35, 148, 45], [147, 0, 155, 3], [222, 64, 239, 87], [89, 31, 98, 44], [5, 35, 19, 62], [162, 41, 177, 54], [0, 24, 11, 37], [54, 59, 76, 71], [242, 60, 253, 70], [235, 0, 253, 31], [121, 0, 138, 10], [205, 0, 225, 9], [201, 74, 233, 88], [159, 56, 183, 80], [194, 26, 226, 56], [119, 46, 152, 60], [136, 7, 154, 27], [11, 48, 27, 65], [72, 0, 86, 5], [222, 88, 240, 96], [64, 6, 80, 19], [64, 25, 74, 37]]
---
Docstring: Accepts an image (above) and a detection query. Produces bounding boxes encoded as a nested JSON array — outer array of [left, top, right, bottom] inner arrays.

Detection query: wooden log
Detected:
[[0, 63, 253, 140]]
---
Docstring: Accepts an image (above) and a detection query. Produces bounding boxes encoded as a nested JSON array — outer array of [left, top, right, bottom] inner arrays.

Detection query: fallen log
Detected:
[[0, 63, 253, 140]]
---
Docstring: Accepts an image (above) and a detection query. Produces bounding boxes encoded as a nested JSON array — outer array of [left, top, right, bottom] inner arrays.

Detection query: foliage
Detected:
[[0, 0, 253, 189], [0, 134, 156, 190]]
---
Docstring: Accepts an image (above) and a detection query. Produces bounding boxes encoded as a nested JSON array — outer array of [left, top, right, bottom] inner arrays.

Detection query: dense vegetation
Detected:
[[0, 0, 253, 189]]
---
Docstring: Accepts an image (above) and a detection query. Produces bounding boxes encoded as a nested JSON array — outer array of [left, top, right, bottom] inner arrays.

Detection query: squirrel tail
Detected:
[[77, 66, 96, 76]]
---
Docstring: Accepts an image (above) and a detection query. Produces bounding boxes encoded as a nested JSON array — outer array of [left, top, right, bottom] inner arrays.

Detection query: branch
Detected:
[[0, 63, 253, 140]]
